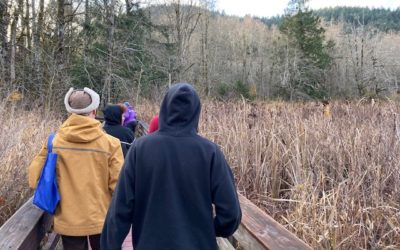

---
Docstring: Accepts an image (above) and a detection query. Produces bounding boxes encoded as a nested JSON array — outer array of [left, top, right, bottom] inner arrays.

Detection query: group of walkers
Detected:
[[28, 83, 242, 250], [102, 102, 136, 157]]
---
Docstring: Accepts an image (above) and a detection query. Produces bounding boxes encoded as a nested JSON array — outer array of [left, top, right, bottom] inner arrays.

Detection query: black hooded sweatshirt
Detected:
[[101, 83, 241, 250], [103, 104, 135, 157]]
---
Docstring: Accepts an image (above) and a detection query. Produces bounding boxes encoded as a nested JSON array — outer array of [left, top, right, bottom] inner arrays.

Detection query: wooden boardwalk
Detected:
[[0, 195, 312, 250], [89, 230, 132, 249], [122, 230, 133, 249], [0, 121, 313, 250]]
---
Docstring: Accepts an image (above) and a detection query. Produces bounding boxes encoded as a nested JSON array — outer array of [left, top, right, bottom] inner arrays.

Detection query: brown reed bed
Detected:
[[0, 99, 399, 249], [0, 101, 61, 226], [199, 100, 400, 249]]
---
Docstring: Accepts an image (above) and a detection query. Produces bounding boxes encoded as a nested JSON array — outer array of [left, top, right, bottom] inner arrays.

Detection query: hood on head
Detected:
[[158, 83, 201, 135], [103, 104, 123, 125]]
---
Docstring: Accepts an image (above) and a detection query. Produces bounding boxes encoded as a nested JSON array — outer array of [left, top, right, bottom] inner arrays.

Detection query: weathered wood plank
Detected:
[[217, 237, 235, 250], [0, 197, 52, 249], [43, 232, 61, 250], [234, 224, 267, 250], [137, 120, 149, 136], [236, 194, 312, 250]]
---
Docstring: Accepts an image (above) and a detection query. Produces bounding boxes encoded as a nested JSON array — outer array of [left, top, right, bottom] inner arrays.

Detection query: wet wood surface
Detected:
[[235, 193, 312, 250]]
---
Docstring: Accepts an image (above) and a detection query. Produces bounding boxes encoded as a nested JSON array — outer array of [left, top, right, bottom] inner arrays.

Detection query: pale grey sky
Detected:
[[216, 0, 400, 17]]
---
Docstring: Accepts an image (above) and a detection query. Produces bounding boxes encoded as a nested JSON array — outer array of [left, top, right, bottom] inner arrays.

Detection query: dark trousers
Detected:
[[61, 234, 101, 250]]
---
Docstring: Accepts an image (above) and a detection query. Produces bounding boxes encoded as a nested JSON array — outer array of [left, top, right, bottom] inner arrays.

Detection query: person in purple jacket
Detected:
[[123, 101, 137, 133]]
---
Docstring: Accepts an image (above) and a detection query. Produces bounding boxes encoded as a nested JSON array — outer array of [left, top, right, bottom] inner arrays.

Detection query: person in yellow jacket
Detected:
[[28, 87, 124, 250]]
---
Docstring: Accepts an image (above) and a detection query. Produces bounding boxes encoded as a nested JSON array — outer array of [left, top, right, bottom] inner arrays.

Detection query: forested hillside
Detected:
[[261, 7, 400, 32], [317, 7, 400, 32], [1, 1, 400, 107]]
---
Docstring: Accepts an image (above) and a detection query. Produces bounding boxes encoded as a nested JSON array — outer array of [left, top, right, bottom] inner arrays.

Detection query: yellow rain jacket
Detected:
[[28, 114, 124, 236]]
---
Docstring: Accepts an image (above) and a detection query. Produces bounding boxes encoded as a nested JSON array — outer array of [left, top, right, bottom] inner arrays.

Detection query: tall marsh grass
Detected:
[[0, 99, 399, 249], [0, 101, 60, 225], [200, 100, 400, 249]]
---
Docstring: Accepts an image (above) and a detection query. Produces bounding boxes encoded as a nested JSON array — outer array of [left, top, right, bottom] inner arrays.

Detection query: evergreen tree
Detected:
[[69, 3, 168, 103], [277, 0, 333, 99]]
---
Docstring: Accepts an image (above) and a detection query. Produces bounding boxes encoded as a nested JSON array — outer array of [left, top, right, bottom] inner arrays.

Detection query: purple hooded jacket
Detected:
[[123, 102, 137, 126]]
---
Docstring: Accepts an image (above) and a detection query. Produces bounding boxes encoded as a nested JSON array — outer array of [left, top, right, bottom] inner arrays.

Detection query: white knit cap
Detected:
[[64, 87, 100, 114]]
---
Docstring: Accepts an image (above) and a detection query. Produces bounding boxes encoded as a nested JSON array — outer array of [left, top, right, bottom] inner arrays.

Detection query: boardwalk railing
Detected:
[[0, 120, 312, 250], [0, 197, 59, 249]]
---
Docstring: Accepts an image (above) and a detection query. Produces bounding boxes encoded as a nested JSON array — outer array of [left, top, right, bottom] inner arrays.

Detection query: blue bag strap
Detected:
[[47, 133, 55, 153]]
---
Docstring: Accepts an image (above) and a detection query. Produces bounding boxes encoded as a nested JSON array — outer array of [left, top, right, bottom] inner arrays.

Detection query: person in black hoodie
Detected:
[[101, 83, 241, 250], [103, 104, 135, 157]]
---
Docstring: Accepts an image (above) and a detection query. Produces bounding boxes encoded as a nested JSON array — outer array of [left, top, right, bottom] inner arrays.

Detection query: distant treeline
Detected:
[[260, 7, 400, 32], [1, 1, 400, 106]]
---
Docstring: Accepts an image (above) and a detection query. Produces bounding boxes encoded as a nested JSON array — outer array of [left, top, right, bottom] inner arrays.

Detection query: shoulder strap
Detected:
[[47, 133, 56, 153]]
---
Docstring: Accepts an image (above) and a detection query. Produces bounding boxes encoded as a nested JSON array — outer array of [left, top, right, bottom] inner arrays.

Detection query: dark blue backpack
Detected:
[[33, 133, 60, 214]]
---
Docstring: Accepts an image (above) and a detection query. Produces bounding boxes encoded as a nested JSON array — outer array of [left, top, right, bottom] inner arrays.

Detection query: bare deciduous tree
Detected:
[[158, 0, 201, 81], [103, 0, 116, 103], [0, 0, 10, 83], [10, 0, 23, 84]]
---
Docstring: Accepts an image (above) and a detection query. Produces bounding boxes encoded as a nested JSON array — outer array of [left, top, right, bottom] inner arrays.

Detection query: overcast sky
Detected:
[[216, 0, 400, 17]]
